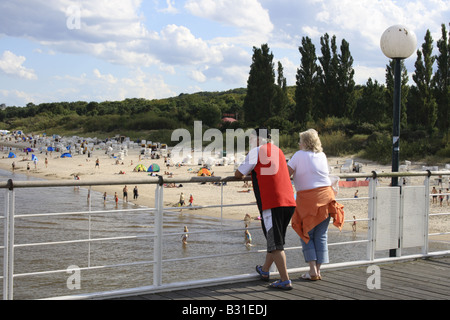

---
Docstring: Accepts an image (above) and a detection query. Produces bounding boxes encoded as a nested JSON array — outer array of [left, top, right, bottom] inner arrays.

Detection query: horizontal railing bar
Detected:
[[337, 197, 370, 201], [328, 239, 369, 246], [13, 260, 156, 278], [1, 171, 449, 189], [162, 249, 264, 264], [429, 232, 450, 236], [429, 212, 450, 217], [14, 234, 156, 248], [160, 239, 371, 265], [14, 207, 156, 219]]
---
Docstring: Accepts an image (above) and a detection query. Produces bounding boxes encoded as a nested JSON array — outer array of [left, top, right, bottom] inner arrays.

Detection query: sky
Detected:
[[0, 0, 448, 107]]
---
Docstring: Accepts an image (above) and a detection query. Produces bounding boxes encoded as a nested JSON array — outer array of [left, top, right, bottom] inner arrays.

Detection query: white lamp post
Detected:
[[380, 25, 417, 257]]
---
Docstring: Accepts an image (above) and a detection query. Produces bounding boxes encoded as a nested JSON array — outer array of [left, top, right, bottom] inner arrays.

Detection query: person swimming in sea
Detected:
[[182, 226, 189, 245], [245, 228, 252, 247]]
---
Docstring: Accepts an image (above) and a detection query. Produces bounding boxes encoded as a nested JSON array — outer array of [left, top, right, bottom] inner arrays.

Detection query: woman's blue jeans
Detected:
[[300, 216, 331, 264]]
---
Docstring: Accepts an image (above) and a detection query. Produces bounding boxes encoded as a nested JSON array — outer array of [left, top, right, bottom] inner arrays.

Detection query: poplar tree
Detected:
[[243, 44, 276, 125], [273, 61, 289, 118], [336, 39, 356, 118], [317, 33, 339, 118], [295, 36, 319, 124], [432, 23, 450, 132], [386, 59, 409, 129], [412, 30, 437, 130]]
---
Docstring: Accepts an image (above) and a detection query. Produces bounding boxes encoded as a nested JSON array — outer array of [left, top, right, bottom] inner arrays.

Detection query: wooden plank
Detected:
[[109, 256, 450, 300], [330, 268, 407, 300], [379, 269, 449, 299]]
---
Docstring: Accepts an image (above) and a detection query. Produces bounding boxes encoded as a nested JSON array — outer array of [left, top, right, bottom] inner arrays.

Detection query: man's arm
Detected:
[[287, 165, 294, 177], [234, 169, 245, 179]]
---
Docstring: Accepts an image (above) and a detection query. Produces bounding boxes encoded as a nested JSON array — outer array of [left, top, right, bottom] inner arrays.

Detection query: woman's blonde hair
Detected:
[[299, 129, 323, 153]]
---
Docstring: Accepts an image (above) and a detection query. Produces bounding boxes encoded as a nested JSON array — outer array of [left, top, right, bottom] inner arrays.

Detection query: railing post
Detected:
[[422, 173, 430, 255], [3, 189, 9, 300], [367, 174, 377, 261], [88, 186, 92, 268], [7, 188, 15, 300], [153, 181, 164, 287]]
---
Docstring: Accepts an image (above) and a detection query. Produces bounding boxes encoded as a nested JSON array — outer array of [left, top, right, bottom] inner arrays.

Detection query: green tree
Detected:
[[386, 59, 410, 129], [354, 78, 388, 124], [336, 39, 356, 118], [295, 36, 319, 124], [412, 30, 437, 130], [317, 34, 339, 118], [243, 44, 276, 125], [196, 104, 222, 128], [272, 61, 289, 119], [432, 23, 450, 132]]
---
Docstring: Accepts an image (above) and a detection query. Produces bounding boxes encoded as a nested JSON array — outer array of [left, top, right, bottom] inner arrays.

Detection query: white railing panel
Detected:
[[0, 171, 448, 299]]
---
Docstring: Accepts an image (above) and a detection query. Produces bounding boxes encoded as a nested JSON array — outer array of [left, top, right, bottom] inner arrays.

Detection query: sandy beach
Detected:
[[0, 137, 449, 236]]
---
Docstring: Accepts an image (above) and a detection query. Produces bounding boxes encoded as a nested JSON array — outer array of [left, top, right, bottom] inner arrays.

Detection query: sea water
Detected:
[[0, 168, 369, 299]]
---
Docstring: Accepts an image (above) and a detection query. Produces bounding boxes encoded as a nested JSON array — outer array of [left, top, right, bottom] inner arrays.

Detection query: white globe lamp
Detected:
[[380, 25, 417, 59]]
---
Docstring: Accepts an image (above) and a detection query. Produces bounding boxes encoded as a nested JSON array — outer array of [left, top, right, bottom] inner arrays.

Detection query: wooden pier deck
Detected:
[[115, 256, 450, 301]]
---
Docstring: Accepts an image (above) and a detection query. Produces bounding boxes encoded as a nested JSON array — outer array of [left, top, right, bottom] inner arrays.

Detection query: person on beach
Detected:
[[103, 192, 107, 205], [95, 158, 100, 169], [287, 129, 344, 281], [179, 192, 185, 206], [431, 187, 438, 204], [123, 185, 128, 202], [189, 194, 193, 206], [235, 128, 296, 290], [114, 192, 119, 207], [133, 186, 139, 200]]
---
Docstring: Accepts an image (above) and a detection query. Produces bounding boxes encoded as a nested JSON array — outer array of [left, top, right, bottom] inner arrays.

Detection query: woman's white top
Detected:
[[287, 150, 331, 191]]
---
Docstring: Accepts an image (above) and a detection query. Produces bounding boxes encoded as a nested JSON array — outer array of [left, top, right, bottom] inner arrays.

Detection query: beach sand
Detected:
[[0, 139, 449, 236]]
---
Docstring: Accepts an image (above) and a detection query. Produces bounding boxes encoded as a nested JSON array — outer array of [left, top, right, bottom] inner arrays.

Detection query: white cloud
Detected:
[[185, 0, 274, 44], [0, 51, 37, 80], [151, 24, 222, 65], [93, 69, 118, 84], [301, 26, 322, 39], [158, 0, 178, 14], [189, 69, 207, 83], [312, 0, 449, 50], [0, 88, 44, 106], [353, 65, 386, 85]]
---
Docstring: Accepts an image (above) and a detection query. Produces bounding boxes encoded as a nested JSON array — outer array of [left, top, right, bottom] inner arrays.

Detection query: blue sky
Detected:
[[0, 0, 448, 107]]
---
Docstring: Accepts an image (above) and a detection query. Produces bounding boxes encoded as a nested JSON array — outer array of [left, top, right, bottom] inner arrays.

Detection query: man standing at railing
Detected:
[[235, 128, 296, 290]]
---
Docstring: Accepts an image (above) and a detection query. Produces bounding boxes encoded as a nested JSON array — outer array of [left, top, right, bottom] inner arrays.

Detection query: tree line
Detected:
[[0, 24, 448, 163], [244, 23, 448, 134], [242, 23, 449, 162]]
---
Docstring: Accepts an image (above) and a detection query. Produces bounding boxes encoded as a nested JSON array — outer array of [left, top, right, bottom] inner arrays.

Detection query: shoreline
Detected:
[[0, 138, 449, 236]]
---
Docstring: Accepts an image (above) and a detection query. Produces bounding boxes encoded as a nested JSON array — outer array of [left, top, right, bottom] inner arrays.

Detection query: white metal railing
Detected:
[[1, 171, 449, 300]]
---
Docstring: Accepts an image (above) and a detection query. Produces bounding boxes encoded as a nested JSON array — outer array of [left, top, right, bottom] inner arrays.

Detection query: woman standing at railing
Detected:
[[288, 129, 344, 281]]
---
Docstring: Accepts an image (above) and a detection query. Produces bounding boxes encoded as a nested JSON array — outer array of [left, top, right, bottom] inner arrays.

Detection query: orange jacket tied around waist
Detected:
[[291, 186, 345, 244]]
